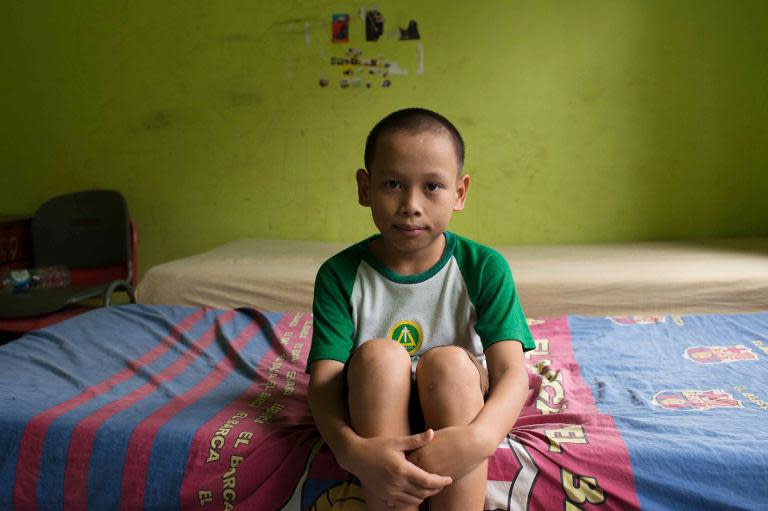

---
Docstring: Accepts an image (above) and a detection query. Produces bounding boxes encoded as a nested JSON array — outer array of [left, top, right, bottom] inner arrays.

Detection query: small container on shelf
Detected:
[[1, 265, 71, 294]]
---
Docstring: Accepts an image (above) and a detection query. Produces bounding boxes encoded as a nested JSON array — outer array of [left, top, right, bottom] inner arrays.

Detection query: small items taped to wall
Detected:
[[322, 48, 393, 89], [319, 8, 422, 89]]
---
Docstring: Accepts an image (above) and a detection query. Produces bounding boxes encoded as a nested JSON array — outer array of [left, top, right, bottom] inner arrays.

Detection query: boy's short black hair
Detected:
[[364, 107, 465, 172]]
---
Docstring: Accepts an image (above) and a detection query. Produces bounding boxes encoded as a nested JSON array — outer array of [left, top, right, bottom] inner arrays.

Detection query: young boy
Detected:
[[307, 108, 533, 510]]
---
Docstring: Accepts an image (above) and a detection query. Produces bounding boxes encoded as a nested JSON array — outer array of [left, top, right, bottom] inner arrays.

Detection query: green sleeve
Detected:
[[455, 238, 535, 351], [306, 248, 359, 372]]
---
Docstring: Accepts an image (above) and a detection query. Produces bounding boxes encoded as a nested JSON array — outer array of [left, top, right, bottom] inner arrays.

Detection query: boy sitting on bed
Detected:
[[307, 107, 534, 510]]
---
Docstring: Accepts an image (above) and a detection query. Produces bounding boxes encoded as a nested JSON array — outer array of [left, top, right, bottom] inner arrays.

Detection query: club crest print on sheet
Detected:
[[683, 345, 759, 364], [651, 389, 743, 411], [568, 312, 768, 510], [606, 315, 684, 326]]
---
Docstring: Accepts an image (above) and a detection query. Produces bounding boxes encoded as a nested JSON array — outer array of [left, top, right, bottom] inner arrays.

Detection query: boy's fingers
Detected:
[[400, 428, 434, 450], [392, 492, 424, 506], [396, 430, 452, 490], [405, 462, 453, 490]]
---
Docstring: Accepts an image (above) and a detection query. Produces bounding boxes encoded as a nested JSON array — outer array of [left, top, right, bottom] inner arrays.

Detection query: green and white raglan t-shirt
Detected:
[[307, 232, 534, 371]]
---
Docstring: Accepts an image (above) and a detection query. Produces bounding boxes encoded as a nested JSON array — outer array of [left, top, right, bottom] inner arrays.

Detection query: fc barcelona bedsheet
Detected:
[[1, 305, 766, 510]]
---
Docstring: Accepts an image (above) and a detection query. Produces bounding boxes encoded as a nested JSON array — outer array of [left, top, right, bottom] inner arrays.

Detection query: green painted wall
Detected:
[[2, 1, 767, 278]]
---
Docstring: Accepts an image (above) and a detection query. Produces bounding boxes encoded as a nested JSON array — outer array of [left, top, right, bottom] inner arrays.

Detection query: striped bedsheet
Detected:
[[1, 305, 766, 510]]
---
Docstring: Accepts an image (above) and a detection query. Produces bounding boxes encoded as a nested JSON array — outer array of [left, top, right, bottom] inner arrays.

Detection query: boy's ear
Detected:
[[356, 168, 372, 207], [453, 173, 471, 211]]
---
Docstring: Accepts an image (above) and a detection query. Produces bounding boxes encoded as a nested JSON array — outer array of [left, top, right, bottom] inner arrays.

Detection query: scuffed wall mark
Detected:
[[387, 62, 408, 76], [226, 91, 262, 108], [527, 166, 543, 188], [223, 33, 259, 43], [272, 18, 323, 34], [456, 116, 476, 128], [305, 21, 311, 47], [579, 86, 606, 104], [141, 109, 175, 131], [416, 43, 424, 75], [537, 146, 549, 162]]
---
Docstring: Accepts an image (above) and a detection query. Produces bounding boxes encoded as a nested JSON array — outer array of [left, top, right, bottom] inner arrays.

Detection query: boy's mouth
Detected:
[[393, 224, 427, 237]]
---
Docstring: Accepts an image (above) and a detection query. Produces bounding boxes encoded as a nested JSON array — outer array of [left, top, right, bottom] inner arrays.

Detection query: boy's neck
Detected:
[[369, 233, 447, 276]]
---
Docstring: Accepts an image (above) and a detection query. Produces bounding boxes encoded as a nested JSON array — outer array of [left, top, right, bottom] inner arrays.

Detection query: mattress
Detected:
[[136, 237, 768, 315], [1, 304, 767, 510]]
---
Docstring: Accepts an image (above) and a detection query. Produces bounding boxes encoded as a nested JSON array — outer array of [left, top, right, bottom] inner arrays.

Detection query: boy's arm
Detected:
[[407, 340, 528, 479], [308, 359, 453, 505], [472, 339, 529, 453]]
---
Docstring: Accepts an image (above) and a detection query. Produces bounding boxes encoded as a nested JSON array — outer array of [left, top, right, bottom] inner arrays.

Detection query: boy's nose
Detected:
[[399, 190, 423, 216]]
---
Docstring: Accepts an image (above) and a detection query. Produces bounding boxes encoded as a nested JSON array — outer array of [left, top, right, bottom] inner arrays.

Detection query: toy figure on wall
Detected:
[[365, 9, 384, 41], [399, 20, 420, 40]]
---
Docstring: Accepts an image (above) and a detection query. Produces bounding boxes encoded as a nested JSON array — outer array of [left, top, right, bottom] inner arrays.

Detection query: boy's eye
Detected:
[[426, 183, 443, 192], [385, 180, 402, 190]]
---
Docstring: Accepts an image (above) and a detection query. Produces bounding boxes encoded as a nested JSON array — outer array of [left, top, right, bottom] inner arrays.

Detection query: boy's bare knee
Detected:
[[416, 346, 484, 428], [347, 339, 413, 437], [349, 338, 411, 376], [356, 337, 411, 361], [416, 346, 479, 387]]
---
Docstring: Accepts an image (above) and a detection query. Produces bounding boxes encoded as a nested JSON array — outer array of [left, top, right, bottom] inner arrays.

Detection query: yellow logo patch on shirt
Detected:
[[388, 320, 423, 354]]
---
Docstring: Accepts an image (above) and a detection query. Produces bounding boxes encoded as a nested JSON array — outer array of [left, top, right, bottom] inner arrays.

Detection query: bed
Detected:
[[2, 237, 768, 510], [135, 237, 768, 316]]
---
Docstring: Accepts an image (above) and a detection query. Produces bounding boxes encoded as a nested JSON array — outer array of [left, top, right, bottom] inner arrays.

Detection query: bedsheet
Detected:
[[1, 305, 766, 510]]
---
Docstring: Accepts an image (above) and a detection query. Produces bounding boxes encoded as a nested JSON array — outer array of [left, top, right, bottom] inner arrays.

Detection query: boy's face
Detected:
[[356, 129, 470, 264]]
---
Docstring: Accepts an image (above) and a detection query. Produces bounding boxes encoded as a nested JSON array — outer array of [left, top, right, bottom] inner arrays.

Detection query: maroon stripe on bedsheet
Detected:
[[118, 311, 294, 511], [178, 313, 316, 511], [12, 307, 208, 511], [61, 309, 239, 511], [486, 316, 640, 510]]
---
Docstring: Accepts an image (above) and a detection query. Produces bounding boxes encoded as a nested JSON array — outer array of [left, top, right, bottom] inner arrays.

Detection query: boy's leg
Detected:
[[415, 346, 488, 510], [346, 338, 418, 511]]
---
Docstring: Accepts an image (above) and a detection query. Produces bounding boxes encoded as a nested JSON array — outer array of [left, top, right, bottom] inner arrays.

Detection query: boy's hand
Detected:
[[406, 425, 489, 481], [408, 341, 529, 481], [345, 429, 453, 506]]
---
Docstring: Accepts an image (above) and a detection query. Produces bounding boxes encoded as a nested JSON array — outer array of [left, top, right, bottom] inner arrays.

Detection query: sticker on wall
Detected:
[[365, 9, 384, 41], [332, 14, 350, 43]]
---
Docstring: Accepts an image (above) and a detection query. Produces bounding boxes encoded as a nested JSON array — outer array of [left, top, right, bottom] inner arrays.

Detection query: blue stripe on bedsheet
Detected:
[[80, 308, 274, 511], [140, 309, 279, 510], [0, 305, 207, 511], [37, 306, 226, 511], [0, 305, 283, 511], [569, 313, 768, 511]]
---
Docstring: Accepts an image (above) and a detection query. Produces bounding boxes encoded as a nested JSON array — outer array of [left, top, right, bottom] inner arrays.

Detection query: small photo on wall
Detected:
[[332, 14, 350, 43]]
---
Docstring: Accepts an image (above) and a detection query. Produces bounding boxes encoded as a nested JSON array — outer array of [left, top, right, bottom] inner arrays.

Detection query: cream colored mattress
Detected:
[[136, 237, 768, 316]]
